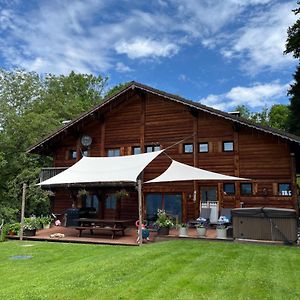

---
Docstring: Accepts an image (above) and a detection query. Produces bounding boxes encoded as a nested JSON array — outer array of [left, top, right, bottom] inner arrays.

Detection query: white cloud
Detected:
[[200, 81, 290, 111], [115, 38, 179, 59], [0, 0, 295, 75], [219, 1, 297, 73], [115, 62, 133, 73]]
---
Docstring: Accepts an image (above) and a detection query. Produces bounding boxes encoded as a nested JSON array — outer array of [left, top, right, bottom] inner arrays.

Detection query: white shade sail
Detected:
[[38, 150, 163, 186], [145, 160, 248, 183]]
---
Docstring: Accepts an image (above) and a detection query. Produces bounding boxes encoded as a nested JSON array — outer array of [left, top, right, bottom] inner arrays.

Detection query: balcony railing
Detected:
[[39, 167, 68, 183]]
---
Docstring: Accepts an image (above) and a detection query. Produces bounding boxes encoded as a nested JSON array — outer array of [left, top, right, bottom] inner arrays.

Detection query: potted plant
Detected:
[[40, 216, 53, 229], [216, 215, 229, 239], [23, 217, 40, 236], [179, 223, 188, 237], [155, 209, 174, 235], [0, 223, 10, 241], [9, 223, 21, 236], [196, 223, 207, 237]]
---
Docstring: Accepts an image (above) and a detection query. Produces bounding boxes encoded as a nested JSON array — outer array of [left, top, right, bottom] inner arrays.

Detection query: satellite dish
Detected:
[[81, 135, 92, 147]]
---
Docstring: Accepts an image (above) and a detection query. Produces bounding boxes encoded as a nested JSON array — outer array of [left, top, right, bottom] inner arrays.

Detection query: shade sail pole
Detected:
[[137, 179, 143, 245], [19, 183, 26, 241]]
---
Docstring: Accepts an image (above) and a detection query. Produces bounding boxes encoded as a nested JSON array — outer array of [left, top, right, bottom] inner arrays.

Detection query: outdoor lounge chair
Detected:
[[189, 208, 211, 227], [220, 208, 232, 224]]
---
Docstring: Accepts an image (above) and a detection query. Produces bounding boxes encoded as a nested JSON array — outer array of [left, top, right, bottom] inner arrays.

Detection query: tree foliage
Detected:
[[0, 69, 108, 222], [285, 2, 300, 136], [235, 104, 290, 131], [288, 67, 300, 136], [284, 2, 300, 59]]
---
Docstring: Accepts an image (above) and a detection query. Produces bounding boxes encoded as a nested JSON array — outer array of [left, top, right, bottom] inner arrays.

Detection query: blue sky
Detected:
[[0, 0, 297, 111]]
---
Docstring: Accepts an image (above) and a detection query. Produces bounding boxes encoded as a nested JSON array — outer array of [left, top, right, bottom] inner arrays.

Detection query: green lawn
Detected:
[[0, 240, 299, 300]]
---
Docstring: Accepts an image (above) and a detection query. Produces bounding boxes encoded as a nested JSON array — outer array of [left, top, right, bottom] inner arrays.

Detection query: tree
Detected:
[[288, 68, 300, 135], [269, 104, 290, 131], [284, 2, 300, 58], [285, 2, 300, 135], [0, 69, 108, 222], [235, 104, 289, 130]]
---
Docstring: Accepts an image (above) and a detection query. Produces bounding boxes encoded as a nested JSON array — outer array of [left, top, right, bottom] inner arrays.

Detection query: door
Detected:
[[200, 186, 218, 223], [145, 193, 182, 224], [164, 194, 182, 225]]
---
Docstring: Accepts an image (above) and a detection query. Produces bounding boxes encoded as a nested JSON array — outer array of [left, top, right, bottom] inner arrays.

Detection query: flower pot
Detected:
[[196, 227, 206, 237], [43, 223, 51, 229], [23, 229, 36, 236], [216, 228, 227, 239], [157, 227, 170, 235], [179, 227, 188, 237]]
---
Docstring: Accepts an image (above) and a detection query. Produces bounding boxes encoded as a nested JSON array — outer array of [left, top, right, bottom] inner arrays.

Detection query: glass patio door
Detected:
[[145, 193, 182, 224], [200, 186, 218, 223]]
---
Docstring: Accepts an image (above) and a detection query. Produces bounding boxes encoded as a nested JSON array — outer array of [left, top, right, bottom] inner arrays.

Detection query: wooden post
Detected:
[[19, 183, 26, 241], [137, 179, 143, 245]]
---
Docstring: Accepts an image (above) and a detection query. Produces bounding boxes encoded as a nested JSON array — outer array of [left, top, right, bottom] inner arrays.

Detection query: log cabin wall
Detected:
[[42, 89, 297, 220]]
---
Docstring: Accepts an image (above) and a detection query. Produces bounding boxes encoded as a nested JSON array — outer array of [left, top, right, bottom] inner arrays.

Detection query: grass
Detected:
[[0, 240, 299, 300]]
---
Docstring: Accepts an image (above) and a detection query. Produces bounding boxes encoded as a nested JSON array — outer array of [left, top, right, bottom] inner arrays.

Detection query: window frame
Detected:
[[132, 146, 141, 155], [183, 143, 193, 153], [223, 141, 234, 152], [107, 148, 121, 157], [278, 183, 292, 196], [69, 149, 77, 160], [145, 145, 161, 153], [105, 194, 117, 209], [199, 142, 209, 153], [223, 183, 236, 195], [240, 183, 253, 196]]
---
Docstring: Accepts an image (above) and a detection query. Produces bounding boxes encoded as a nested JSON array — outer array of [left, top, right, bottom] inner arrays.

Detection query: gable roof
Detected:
[[27, 81, 300, 154]]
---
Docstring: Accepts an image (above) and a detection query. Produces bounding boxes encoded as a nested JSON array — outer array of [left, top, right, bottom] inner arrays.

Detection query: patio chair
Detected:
[[197, 208, 211, 225], [188, 208, 212, 227], [220, 208, 232, 224]]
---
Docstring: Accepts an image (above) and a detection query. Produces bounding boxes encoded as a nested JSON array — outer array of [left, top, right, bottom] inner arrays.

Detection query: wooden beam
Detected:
[[140, 93, 146, 153], [233, 130, 240, 177], [290, 153, 298, 211], [100, 119, 105, 156]]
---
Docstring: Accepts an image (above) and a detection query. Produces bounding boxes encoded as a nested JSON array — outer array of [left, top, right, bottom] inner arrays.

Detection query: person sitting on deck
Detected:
[[135, 220, 150, 242]]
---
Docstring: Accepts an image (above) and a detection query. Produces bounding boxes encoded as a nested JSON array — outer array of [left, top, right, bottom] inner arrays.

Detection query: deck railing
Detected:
[[39, 167, 68, 183]]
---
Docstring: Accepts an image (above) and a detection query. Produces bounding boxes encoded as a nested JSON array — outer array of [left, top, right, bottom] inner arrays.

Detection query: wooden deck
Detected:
[[8, 226, 233, 246]]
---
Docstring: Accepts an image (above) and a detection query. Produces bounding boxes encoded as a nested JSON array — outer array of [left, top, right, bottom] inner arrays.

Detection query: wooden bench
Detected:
[[75, 226, 125, 239]]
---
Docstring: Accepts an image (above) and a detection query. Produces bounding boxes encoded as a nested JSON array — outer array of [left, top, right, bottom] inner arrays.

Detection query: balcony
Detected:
[[39, 167, 68, 183]]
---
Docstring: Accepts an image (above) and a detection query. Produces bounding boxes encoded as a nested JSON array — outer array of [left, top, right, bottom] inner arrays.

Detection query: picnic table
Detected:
[[74, 218, 133, 239]]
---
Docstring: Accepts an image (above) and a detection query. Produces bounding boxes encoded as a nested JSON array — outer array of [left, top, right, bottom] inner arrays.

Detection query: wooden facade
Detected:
[[28, 82, 300, 223]]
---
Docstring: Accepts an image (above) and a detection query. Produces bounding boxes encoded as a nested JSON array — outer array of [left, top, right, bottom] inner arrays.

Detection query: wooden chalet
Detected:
[[28, 82, 300, 224]]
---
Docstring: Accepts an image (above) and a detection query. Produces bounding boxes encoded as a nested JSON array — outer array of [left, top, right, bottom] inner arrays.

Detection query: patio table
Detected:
[[74, 218, 133, 239]]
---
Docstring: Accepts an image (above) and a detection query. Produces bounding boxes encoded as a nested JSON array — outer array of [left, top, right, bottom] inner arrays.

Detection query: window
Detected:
[[83, 194, 99, 213], [69, 150, 77, 160], [199, 143, 209, 153], [183, 143, 193, 153], [132, 146, 141, 155], [241, 183, 252, 195], [223, 141, 234, 152], [81, 148, 88, 157], [145, 193, 182, 223], [223, 183, 235, 195], [278, 183, 292, 196], [107, 148, 120, 157], [105, 194, 117, 209], [145, 145, 160, 153]]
